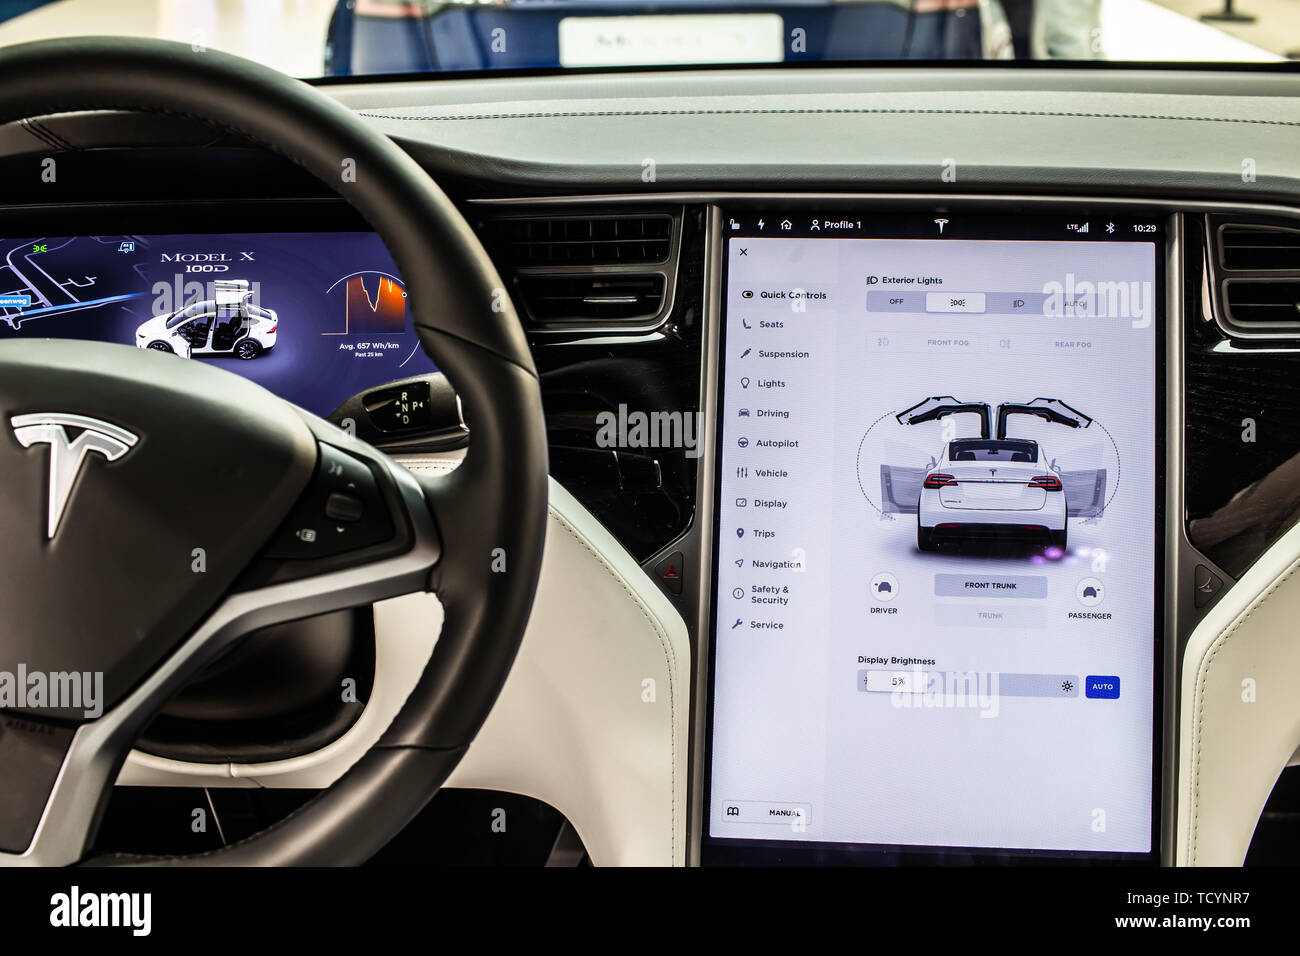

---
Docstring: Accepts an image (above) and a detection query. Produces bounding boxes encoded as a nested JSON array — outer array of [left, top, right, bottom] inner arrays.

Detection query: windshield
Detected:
[[0, 0, 1286, 78], [165, 301, 208, 330]]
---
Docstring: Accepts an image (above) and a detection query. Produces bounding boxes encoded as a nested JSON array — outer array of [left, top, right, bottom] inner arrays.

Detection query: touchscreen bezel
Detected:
[[699, 209, 1168, 866]]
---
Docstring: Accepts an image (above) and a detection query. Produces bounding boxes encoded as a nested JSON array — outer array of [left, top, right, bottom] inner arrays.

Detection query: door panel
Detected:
[[1061, 468, 1107, 518], [210, 306, 246, 352], [880, 464, 925, 514]]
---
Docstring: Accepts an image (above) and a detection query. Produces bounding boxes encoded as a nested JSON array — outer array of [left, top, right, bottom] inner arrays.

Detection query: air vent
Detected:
[[1223, 279, 1300, 326], [482, 214, 671, 267], [1219, 224, 1300, 271], [516, 274, 665, 323], [1207, 215, 1300, 338], [476, 206, 682, 334]]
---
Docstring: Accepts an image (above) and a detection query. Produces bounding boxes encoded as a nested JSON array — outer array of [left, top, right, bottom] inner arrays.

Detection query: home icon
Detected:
[[780, 219, 792, 230]]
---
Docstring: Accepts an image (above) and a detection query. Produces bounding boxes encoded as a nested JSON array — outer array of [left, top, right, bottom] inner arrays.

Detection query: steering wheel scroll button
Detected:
[[265, 444, 396, 560], [325, 491, 365, 523]]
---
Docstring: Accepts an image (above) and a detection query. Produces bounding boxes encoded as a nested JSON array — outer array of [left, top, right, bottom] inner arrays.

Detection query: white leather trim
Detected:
[[118, 471, 691, 866], [1178, 519, 1300, 865], [442, 478, 690, 865]]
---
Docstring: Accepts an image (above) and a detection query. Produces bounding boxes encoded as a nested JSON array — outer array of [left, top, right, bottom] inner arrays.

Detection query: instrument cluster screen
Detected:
[[0, 232, 434, 416]]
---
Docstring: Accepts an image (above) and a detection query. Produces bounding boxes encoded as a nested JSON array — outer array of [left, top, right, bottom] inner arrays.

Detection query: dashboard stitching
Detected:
[[1189, 558, 1300, 864], [546, 504, 681, 864], [21, 117, 68, 150], [357, 108, 1300, 128]]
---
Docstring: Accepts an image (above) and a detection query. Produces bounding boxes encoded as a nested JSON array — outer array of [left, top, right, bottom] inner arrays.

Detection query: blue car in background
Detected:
[[324, 0, 994, 76]]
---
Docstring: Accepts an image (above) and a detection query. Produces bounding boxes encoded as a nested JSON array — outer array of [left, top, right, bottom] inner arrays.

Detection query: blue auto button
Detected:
[[1085, 675, 1121, 699]]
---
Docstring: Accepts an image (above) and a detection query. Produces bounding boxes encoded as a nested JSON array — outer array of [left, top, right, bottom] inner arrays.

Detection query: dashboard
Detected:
[[6, 62, 1300, 867]]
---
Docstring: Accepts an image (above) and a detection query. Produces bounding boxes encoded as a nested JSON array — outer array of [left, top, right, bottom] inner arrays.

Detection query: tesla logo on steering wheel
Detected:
[[10, 413, 138, 539]]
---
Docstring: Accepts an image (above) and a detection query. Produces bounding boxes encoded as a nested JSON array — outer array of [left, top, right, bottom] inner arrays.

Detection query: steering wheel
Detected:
[[0, 38, 549, 866]]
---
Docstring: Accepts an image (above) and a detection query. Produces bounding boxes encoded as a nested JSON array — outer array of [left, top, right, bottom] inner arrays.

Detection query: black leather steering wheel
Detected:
[[0, 37, 548, 865]]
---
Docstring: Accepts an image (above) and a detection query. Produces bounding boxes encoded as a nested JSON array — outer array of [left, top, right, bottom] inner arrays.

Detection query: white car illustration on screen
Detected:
[[917, 437, 1067, 552], [135, 279, 277, 360], [878, 396, 1108, 554]]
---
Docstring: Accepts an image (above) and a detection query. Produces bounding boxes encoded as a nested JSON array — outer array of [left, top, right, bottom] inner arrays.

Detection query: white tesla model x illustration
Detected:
[[877, 396, 1108, 553], [135, 279, 277, 360], [916, 437, 1067, 552]]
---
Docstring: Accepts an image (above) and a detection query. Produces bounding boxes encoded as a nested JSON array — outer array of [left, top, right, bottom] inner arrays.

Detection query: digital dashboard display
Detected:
[[707, 213, 1163, 861], [0, 232, 434, 417]]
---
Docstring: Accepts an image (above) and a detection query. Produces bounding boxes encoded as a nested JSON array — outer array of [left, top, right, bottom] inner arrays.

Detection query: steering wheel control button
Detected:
[[325, 491, 365, 523], [1085, 676, 1121, 700], [321, 443, 378, 496], [265, 444, 396, 561], [653, 551, 685, 594], [1194, 564, 1224, 608]]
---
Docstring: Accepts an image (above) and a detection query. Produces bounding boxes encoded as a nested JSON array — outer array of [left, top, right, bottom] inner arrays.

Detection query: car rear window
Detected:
[[950, 439, 1037, 463]]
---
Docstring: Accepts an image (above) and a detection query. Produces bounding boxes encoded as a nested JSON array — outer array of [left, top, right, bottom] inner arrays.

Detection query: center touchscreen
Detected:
[[708, 213, 1161, 859]]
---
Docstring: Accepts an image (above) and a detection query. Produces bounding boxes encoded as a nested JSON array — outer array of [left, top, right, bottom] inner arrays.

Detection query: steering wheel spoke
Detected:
[[1, 426, 440, 866]]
